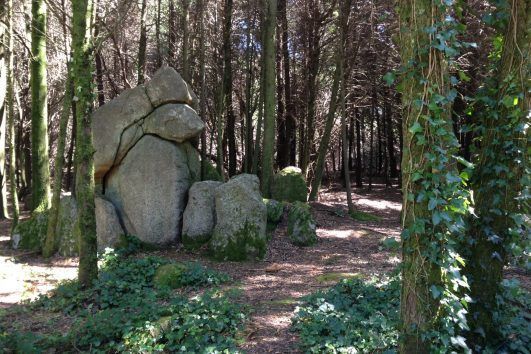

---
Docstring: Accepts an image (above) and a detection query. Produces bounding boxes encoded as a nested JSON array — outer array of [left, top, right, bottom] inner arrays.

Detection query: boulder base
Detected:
[[95, 197, 125, 251], [287, 202, 317, 246]]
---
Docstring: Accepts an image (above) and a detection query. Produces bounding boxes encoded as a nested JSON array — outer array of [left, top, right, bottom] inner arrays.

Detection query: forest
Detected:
[[0, 0, 528, 352]]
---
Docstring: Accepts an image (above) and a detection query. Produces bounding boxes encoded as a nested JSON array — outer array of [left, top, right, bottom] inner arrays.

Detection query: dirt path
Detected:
[[0, 184, 402, 353]]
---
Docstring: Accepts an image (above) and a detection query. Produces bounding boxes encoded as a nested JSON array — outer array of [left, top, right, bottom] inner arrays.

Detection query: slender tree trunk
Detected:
[[260, 0, 277, 197], [43, 69, 72, 258], [137, 0, 148, 84], [465, 0, 529, 347], [155, 0, 162, 67], [168, 0, 177, 68], [222, 0, 236, 176], [72, 0, 97, 287], [355, 110, 362, 187], [243, 5, 255, 173], [65, 102, 76, 192], [30, 0, 51, 212], [339, 0, 353, 213], [181, 0, 191, 82], [6, 0, 18, 227], [308, 46, 341, 201], [0, 1, 9, 219], [199, 0, 208, 180]]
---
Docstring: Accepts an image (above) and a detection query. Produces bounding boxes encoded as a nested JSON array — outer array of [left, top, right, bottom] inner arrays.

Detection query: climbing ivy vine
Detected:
[[397, 0, 474, 351]]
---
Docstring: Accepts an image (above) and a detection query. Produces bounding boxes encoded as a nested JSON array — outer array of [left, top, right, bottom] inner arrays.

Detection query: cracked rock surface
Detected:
[[91, 66, 203, 246]]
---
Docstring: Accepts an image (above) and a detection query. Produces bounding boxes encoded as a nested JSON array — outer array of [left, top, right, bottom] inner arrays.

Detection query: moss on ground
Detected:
[[153, 263, 187, 289]]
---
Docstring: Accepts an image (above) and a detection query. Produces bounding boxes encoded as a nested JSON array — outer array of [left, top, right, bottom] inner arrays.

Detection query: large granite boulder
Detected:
[[105, 136, 199, 245], [182, 181, 222, 248], [209, 174, 267, 261], [95, 196, 125, 252], [92, 86, 153, 180], [271, 166, 307, 203]]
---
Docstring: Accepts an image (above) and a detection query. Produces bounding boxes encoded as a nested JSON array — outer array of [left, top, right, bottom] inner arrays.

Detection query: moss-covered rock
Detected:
[[264, 199, 284, 233], [153, 263, 187, 289], [287, 202, 317, 246], [209, 174, 267, 261], [12, 211, 48, 251], [271, 166, 307, 203], [12, 195, 79, 256]]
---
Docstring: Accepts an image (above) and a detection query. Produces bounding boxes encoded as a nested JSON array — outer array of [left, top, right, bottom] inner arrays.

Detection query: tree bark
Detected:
[[137, 0, 148, 84], [260, 0, 277, 197], [43, 69, 72, 258], [30, 0, 51, 212], [72, 0, 97, 288]]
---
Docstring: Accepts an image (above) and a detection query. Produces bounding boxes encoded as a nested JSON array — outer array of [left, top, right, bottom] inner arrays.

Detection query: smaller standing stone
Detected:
[[56, 195, 79, 256], [287, 202, 317, 246], [210, 174, 267, 261], [271, 166, 308, 202], [182, 181, 223, 248], [95, 197, 125, 252], [145, 67, 193, 106]]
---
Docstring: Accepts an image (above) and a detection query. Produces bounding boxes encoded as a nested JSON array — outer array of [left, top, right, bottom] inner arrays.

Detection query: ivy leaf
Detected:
[[409, 122, 423, 135], [383, 72, 395, 86], [450, 336, 468, 349], [432, 211, 442, 226], [430, 285, 442, 299], [428, 198, 438, 211]]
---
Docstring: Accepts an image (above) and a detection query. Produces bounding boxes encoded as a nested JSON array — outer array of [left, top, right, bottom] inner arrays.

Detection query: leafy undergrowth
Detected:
[[291, 274, 530, 353], [0, 251, 245, 353], [292, 275, 400, 353]]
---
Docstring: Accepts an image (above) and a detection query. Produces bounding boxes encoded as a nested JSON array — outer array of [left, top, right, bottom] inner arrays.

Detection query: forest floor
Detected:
[[0, 183, 527, 353]]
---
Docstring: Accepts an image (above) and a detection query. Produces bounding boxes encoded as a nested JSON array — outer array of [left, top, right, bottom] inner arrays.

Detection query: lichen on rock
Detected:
[[287, 201, 317, 247], [153, 263, 187, 289], [209, 174, 267, 261]]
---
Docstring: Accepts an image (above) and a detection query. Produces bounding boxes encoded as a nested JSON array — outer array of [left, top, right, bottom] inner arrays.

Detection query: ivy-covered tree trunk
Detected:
[[398, 1, 466, 352], [260, 0, 276, 197], [72, 0, 97, 287], [466, 0, 529, 348], [31, 0, 51, 213]]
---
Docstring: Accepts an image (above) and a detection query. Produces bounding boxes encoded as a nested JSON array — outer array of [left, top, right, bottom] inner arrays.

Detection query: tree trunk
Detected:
[[260, 0, 277, 197], [465, 0, 529, 347], [308, 43, 341, 201], [43, 69, 72, 258], [137, 0, 148, 84], [181, 0, 191, 82], [31, 0, 51, 212], [6, 0, 18, 227], [355, 110, 362, 187], [222, 0, 236, 176], [0, 0, 9, 219], [340, 0, 354, 213], [199, 0, 207, 180], [72, 0, 97, 288], [168, 0, 177, 68], [398, 1, 457, 351]]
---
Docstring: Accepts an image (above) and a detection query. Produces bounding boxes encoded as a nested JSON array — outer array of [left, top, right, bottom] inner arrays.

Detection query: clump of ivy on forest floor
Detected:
[[0, 250, 245, 353], [291, 274, 530, 353]]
